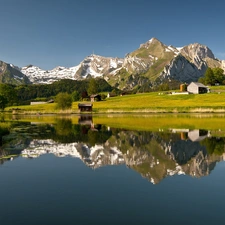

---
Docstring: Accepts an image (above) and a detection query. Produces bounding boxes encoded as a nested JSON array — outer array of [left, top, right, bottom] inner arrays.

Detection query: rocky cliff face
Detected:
[[160, 55, 205, 83], [222, 60, 225, 70], [156, 42, 223, 85], [0, 61, 30, 85], [105, 39, 224, 89], [75, 54, 124, 79], [180, 43, 215, 62]]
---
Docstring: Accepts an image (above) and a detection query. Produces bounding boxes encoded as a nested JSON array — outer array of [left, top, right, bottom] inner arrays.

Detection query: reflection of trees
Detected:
[[201, 137, 225, 155], [51, 119, 112, 146], [0, 122, 54, 162], [0, 148, 8, 164], [53, 118, 74, 143], [88, 130, 101, 146], [0, 120, 113, 163]]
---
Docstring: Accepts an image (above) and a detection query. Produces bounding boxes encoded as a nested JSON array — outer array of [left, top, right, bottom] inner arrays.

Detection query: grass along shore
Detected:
[[3, 113, 225, 134], [5, 88, 225, 114]]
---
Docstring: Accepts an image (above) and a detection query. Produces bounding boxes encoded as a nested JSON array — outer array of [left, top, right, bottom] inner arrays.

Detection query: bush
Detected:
[[71, 90, 80, 101], [100, 94, 107, 100], [55, 92, 72, 110]]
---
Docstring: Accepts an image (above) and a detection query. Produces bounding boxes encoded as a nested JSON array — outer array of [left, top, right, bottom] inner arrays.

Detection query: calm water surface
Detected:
[[0, 115, 225, 225]]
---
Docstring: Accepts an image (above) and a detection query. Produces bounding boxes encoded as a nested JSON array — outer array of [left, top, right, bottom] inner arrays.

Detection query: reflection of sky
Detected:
[[1, 151, 225, 225]]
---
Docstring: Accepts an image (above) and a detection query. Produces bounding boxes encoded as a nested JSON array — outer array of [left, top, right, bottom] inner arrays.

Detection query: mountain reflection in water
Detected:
[[1, 117, 225, 184]]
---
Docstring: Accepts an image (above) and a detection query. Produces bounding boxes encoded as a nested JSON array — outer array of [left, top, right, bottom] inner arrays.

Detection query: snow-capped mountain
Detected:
[[1, 37, 224, 88], [21, 64, 80, 84], [20, 55, 124, 84], [21, 139, 124, 169], [74, 54, 124, 79]]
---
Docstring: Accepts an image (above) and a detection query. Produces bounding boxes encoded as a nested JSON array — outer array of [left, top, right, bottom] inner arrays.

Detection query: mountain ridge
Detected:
[[0, 60, 30, 85], [1, 38, 224, 89]]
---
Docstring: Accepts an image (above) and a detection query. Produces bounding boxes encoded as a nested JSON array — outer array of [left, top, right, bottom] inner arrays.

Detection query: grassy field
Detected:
[[5, 87, 225, 114]]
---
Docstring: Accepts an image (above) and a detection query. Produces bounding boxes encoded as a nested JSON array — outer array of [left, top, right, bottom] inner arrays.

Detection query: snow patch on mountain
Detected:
[[166, 45, 181, 55], [21, 65, 80, 84], [14, 75, 23, 80], [22, 139, 81, 158], [75, 54, 124, 79], [110, 59, 118, 68], [21, 139, 124, 169]]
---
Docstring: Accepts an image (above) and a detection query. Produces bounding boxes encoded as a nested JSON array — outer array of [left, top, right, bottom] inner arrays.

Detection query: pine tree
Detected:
[[87, 79, 98, 95]]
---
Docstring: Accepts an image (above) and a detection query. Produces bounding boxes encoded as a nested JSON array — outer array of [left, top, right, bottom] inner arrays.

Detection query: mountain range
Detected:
[[1, 38, 225, 90]]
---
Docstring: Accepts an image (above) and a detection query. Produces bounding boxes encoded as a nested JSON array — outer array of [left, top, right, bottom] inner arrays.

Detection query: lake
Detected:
[[1, 114, 225, 225]]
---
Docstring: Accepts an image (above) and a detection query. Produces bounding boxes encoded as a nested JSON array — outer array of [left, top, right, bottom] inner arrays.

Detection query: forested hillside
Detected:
[[0, 78, 113, 107]]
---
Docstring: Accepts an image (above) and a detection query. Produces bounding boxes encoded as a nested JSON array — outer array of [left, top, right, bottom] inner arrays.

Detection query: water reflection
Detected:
[[1, 117, 225, 184]]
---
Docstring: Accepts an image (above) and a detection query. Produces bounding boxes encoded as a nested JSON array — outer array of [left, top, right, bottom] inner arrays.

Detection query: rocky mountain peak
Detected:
[[181, 43, 215, 61], [74, 54, 124, 79], [139, 37, 164, 49], [0, 60, 30, 85]]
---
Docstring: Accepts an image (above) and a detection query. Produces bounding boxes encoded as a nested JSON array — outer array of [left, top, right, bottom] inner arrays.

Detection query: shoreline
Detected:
[[4, 107, 225, 115]]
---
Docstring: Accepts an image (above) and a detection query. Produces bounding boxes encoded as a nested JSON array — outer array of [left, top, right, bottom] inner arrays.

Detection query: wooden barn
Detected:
[[78, 103, 93, 112], [187, 82, 208, 94]]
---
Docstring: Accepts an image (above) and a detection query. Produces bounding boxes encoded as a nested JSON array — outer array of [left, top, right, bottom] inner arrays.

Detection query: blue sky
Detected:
[[0, 0, 224, 70]]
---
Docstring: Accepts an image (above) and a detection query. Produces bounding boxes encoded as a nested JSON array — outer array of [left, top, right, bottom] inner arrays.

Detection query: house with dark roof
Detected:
[[187, 82, 208, 94], [78, 103, 93, 112]]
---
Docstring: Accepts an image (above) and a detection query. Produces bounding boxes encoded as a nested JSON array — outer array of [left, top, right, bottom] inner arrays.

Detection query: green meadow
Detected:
[[92, 91, 225, 113], [5, 87, 225, 114]]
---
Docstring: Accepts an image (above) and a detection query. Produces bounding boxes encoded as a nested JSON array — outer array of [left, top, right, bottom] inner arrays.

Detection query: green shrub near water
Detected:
[[55, 93, 72, 110]]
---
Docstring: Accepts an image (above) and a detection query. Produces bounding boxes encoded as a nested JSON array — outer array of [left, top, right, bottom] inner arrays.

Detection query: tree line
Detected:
[[0, 78, 113, 110], [199, 67, 224, 85]]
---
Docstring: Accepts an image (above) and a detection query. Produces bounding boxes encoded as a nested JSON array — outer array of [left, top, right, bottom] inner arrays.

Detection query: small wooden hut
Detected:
[[180, 84, 187, 92], [78, 103, 93, 112]]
